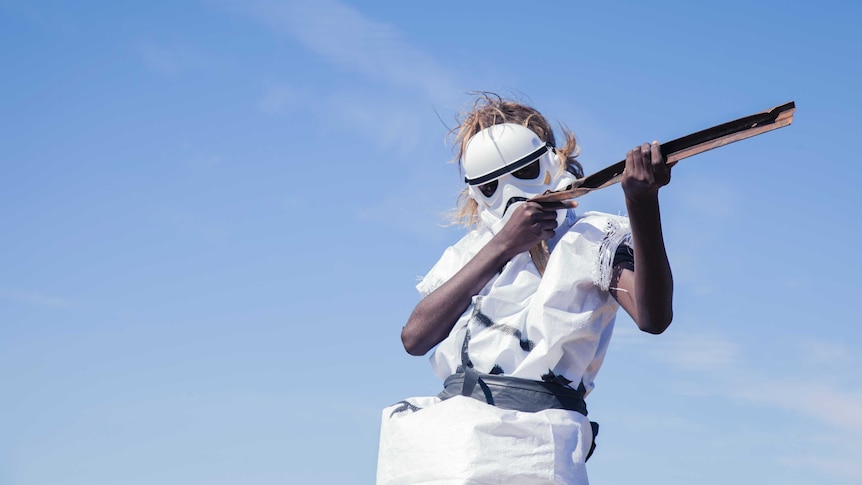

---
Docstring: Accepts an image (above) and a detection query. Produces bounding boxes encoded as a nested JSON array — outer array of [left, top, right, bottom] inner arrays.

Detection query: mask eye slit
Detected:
[[478, 180, 498, 197], [511, 160, 541, 180]]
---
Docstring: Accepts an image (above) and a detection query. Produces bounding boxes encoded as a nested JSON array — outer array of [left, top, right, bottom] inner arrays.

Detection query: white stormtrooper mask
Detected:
[[462, 123, 576, 231]]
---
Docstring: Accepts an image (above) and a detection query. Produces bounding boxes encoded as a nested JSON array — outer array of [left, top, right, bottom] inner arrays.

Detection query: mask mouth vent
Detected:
[[503, 197, 528, 215]]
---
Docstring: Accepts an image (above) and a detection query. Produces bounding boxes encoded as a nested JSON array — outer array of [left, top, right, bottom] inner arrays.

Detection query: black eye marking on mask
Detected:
[[465, 143, 553, 185], [511, 160, 541, 180], [478, 179, 498, 197]]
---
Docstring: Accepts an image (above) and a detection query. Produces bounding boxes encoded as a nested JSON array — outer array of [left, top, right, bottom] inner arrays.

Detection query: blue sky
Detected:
[[1, 1, 861, 484]]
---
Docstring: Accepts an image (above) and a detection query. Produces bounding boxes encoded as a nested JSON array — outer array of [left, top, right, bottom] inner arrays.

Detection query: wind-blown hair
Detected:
[[448, 93, 584, 226]]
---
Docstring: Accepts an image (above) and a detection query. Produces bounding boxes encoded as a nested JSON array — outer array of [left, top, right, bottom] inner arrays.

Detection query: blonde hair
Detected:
[[447, 92, 584, 226]]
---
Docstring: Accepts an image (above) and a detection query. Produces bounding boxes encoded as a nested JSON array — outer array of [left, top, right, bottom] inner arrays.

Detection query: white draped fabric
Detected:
[[377, 211, 632, 485]]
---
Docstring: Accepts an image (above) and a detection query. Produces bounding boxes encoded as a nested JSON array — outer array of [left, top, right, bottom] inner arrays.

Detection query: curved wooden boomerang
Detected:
[[527, 101, 796, 274]]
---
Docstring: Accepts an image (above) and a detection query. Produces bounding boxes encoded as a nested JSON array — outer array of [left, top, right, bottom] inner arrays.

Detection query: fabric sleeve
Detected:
[[415, 228, 491, 298], [416, 245, 463, 297], [612, 243, 634, 268]]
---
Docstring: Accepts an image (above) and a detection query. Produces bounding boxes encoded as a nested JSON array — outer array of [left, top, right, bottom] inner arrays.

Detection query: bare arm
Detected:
[[610, 142, 674, 334], [401, 201, 572, 355]]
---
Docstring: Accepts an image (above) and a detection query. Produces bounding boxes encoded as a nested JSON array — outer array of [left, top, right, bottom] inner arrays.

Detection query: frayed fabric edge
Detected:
[[594, 217, 632, 291]]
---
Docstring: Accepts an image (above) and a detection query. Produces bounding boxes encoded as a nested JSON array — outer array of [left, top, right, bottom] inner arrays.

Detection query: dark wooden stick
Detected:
[[528, 101, 796, 275], [532, 101, 796, 204]]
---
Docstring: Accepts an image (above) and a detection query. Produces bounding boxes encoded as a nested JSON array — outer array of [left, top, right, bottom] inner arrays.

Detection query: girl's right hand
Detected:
[[492, 201, 560, 258]]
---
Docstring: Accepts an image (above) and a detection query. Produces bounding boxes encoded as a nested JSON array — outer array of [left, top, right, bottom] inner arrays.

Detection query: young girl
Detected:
[[377, 93, 674, 485]]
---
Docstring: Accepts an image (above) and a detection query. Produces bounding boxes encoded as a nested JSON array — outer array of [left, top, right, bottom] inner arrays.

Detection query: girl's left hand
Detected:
[[621, 141, 671, 202]]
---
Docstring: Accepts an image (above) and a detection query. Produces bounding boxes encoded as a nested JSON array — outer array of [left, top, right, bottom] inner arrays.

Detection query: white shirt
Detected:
[[417, 210, 632, 396]]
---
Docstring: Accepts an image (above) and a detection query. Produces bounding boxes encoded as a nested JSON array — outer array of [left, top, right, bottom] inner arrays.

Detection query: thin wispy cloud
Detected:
[[217, 0, 460, 103], [136, 42, 210, 77], [614, 325, 862, 481], [214, 0, 488, 237], [0, 289, 74, 309], [355, 189, 458, 243], [612, 325, 740, 371], [183, 154, 222, 171], [780, 443, 862, 482], [163, 210, 230, 245], [793, 337, 855, 367], [0, 2, 77, 34], [258, 82, 298, 115], [137, 43, 184, 76], [321, 90, 427, 150], [217, 0, 465, 157], [735, 378, 862, 430], [638, 330, 862, 428], [653, 331, 739, 371]]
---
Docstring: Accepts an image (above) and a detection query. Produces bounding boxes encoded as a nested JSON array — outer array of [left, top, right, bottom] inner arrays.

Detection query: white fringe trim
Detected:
[[594, 217, 632, 291]]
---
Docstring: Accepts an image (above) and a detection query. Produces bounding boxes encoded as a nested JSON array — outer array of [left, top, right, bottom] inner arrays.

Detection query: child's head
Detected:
[[449, 93, 584, 226]]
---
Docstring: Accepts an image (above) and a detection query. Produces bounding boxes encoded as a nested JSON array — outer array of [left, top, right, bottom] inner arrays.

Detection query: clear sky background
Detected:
[[2, 1, 861, 484]]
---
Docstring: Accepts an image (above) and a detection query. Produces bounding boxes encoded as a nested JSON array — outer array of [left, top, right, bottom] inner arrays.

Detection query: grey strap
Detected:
[[440, 372, 588, 416], [460, 366, 480, 397]]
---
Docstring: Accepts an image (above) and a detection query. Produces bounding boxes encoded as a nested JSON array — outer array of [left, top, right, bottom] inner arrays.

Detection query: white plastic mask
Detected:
[[462, 123, 575, 230]]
